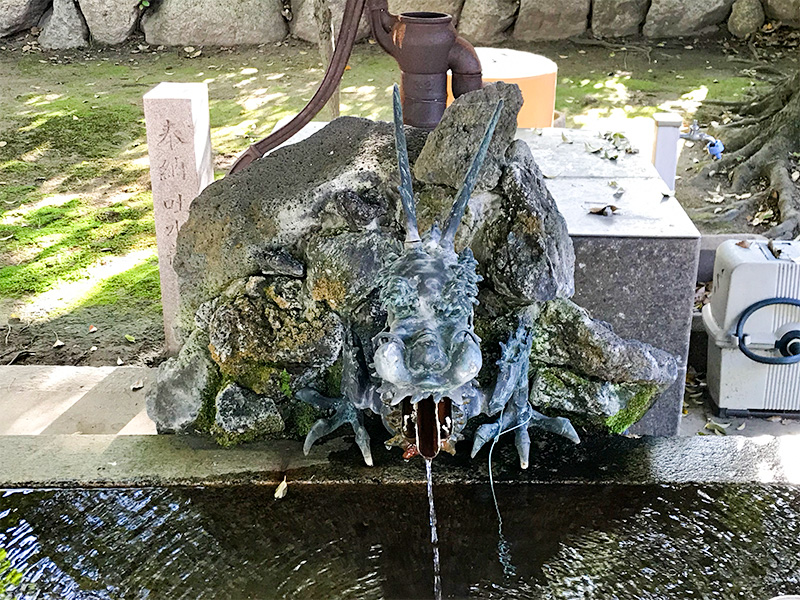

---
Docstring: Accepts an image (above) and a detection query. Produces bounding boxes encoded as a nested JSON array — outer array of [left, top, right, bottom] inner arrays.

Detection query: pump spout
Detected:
[[449, 35, 482, 98]]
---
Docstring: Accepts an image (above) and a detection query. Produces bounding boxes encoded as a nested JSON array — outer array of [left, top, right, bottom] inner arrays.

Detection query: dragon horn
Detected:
[[441, 99, 504, 249], [392, 84, 421, 246]]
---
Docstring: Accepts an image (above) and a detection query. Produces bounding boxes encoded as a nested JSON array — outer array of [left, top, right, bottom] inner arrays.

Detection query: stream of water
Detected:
[[425, 458, 442, 600]]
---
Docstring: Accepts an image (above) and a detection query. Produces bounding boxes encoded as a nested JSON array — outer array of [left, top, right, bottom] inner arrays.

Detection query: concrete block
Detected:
[[143, 82, 214, 355], [526, 128, 701, 436]]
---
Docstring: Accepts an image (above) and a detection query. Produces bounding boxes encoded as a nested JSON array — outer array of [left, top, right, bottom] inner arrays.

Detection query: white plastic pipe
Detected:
[[652, 112, 683, 194]]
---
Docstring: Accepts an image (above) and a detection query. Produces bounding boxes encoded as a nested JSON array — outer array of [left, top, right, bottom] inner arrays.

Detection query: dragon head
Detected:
[[372, 86, 502, 460]]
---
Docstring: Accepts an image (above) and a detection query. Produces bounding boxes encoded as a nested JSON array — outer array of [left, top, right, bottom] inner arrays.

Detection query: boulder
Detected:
[[764, 0, 800, 26], [305, 231, 401, 314], [413, 82, 523, 192], [457, 0, 518, 44], [0, 0, 49, 37], [289, 0, 371, 43], [173, 116, 427, 338], [472, 139, 575, 303], [728, 0, 766, 37], [530, 366, 661, 434], [141, 0, 288, 46], [529, 298, 678, 387], [146, 329, 220, 434], [643, 0, 735, 37], [38, 0, 89, 49], [514, 0, 590, 41], [206, 276, 344, 393], [388, 0, 465, 20], [214, 383, 284, 443], [591, 0, 649, 37], [77, 0, 138, 45]]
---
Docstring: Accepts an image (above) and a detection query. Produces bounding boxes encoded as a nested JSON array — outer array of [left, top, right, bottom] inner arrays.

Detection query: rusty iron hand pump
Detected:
[[228, 0, 482, 175]]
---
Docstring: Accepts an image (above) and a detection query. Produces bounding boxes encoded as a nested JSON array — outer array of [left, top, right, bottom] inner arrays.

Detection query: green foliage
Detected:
[[278, 369, 292, 399], [290, 402, 319, 438], [605, 384, 660, 434], [0, 194, 156, 298], [0, 548, 24, 599]]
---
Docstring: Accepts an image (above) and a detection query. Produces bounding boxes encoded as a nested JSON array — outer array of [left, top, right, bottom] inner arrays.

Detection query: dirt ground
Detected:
[[1, 27, 798, 367]]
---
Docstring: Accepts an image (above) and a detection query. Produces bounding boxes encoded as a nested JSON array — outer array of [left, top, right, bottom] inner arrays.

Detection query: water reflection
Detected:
[[0, 484, 798, 599]]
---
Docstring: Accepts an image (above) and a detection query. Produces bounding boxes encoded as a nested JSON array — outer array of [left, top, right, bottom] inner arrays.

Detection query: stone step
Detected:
[[0, 365, 157, 436]]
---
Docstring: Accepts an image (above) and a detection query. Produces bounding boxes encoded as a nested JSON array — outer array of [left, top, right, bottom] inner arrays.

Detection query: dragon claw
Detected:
[[299, 389, 374, 466]]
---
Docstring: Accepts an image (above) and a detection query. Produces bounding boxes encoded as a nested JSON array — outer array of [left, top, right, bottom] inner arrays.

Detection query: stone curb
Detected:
[[1, 433, 798, 488]]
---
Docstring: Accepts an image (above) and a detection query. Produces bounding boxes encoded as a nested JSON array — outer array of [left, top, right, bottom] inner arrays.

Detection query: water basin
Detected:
[[1, 483, 799, 599]]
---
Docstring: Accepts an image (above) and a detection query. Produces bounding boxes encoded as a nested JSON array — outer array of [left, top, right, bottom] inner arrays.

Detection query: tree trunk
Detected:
[[314, 0, 340, 120], [706, 70, 800, 238]]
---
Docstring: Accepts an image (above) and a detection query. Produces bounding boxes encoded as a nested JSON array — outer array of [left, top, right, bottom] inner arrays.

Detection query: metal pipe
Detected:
[[228, 0, 367, 174]]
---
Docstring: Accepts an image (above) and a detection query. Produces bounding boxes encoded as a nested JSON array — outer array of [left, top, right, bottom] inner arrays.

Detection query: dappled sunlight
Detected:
[[1, 193, 81, 225], [241, 90, 286, 112], [6, 247, 157, 323], [659, 85, 709, 115], [572, 111, 658, 156]]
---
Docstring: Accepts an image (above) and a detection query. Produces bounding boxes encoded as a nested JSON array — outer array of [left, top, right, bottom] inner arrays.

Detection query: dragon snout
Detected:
[[408, 335, 449, 374]]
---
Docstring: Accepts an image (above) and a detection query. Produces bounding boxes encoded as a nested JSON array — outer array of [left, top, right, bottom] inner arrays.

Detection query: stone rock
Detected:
[[0, 0, 49, 37], [529, 298, 678, 387], [728, 0, 766, 36], [413, 82, 523, 193], [458, 0, 518, 44], [591, 0, 649, 37], [77, 0, 139, 45], [289, 0, 371, 44], [514, 0, 590, 41], [173, 116, 427, 338], [214, 383, 284, 438], [206, 276, 344, 393], [389, 0, 465, 20], [305, 231, 402, 314], [473, 140, 574, 303], [141, 0, 288, 46], [38, 0, 89, 49], [146, 329, 220, 433], [764, 0, 800, 26], [530, 366, 661, 433], [643, 0, 735, 37], [250, 247, 305, 278]]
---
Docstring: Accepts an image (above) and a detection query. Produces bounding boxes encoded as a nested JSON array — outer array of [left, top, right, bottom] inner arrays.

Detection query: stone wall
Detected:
[[1, 0, 797, 50]]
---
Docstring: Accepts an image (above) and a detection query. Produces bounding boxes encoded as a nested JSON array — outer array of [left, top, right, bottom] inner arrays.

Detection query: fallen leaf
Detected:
[[736, 422, 746, 431], [53, 333, 65, 348], [736, 240, 751, 249], [89, 325, 98, 333], [124, 334, 136, 343], [767, 415, 783, 423], [131, 380, 144, 391], [561, 132, 573, 144], [705, 421, 729, 435], [274, 476, 288, 499], [585, 142, 603, 153], [589, 205, 618, 217]]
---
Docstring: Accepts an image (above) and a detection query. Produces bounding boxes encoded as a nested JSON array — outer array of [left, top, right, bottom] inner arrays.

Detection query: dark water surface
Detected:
[[1, 483, 799, 599]]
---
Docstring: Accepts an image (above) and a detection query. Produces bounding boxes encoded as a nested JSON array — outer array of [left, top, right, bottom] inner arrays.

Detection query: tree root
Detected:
[[698, 72, 800, 239]]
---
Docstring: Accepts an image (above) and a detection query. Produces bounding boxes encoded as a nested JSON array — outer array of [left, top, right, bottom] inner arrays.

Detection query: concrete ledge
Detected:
[[2, 433, 799, 488]]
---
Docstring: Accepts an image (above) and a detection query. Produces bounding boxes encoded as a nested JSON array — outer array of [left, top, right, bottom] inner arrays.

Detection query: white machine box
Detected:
[[702, 240, 800, 415]]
